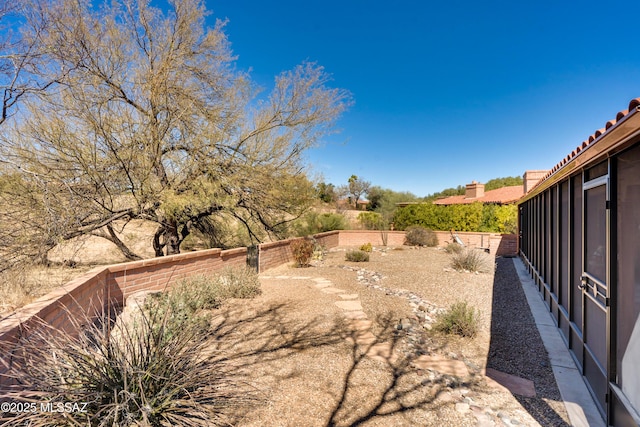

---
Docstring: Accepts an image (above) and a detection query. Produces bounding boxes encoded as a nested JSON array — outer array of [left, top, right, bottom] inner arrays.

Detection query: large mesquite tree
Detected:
[[0, 0, 351, 266]]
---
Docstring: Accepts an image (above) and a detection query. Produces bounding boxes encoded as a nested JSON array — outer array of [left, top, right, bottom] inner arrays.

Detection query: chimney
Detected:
[[523, 170, 550, 193], [465, 181, 484, 198]]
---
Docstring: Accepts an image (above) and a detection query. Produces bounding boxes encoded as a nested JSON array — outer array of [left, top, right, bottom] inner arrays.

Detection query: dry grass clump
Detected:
[[451, 248, 493, 273], [434, 301, 480, 338], [444, 242, 463, 254], [0, 264, 92, 316]]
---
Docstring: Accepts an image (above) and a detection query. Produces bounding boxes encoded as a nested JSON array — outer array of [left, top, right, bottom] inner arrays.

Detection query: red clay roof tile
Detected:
[[433, 185, 523, 205], [528, 96, 640, 193]]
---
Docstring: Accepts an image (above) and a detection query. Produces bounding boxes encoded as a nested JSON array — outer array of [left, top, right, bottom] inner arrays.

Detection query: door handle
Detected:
[[579, 275, 588, 290]]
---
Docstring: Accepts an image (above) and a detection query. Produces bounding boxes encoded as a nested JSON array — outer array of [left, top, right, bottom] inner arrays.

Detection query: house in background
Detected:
[[519, 97, 640, 426], [432, 171, 548, 206]]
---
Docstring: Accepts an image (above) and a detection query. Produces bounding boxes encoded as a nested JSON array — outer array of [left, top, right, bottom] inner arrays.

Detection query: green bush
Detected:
[[345, 250, 370, 262], [291, 237, 315, 267], [451, 248, 493, 273], [359, 242, 373, 252], [392, 202, 517, 234], [357, 211, 385, 230], [404, 225, 438, 247], [435, 301, 480, 337]]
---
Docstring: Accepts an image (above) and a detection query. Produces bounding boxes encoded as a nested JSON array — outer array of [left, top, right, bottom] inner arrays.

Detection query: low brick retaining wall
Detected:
[[0, 229, 516, 385]]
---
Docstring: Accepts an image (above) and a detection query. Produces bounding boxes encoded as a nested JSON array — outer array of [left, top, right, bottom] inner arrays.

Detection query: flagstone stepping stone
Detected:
[[343, 310, 368, 320], [320, 287, 345, 294], [484, 368, 536, 398], [338, 294, 359, 300], [335, 300, 363, 311], [314, 282, 332, 288], [367, 342, 396, 363], [412, 354, 470, 378], [347, 319, 372, 331]]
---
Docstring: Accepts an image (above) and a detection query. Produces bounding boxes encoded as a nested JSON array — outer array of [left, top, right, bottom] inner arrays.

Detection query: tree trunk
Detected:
[[106, 224, 142, 260], [165, 220, 181, 255]]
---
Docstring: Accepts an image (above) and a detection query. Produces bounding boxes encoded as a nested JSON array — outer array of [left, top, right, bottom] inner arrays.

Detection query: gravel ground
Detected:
[[213, 247, 571, 426]]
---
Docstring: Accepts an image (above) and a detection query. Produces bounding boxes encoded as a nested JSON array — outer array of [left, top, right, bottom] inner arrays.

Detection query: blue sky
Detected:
[[211, 0, 640, 196]]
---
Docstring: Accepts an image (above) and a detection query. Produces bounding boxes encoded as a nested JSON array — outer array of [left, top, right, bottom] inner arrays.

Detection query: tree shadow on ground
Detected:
[[486, 257, 570, 426], [209, 303, 474, 426]]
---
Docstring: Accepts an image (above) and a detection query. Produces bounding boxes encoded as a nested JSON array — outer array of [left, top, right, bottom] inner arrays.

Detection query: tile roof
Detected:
[[529, 97, 640, 193], [433, 185, 523, 205]]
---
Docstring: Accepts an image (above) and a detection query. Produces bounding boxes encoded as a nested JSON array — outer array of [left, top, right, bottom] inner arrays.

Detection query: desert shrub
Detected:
[[146, 267, 261, 336], [345, 250, 369, 262], [291, 238, 315, 267], [404, 225, 438, 247], [444, 242, 463, 254], [359, 242, 373, 252], [357, 211, 385, 230], [435, 301, 480, 337], [451, 248, 493, 273], [215, 265, 262, 299], [4, 308, 256, 426]]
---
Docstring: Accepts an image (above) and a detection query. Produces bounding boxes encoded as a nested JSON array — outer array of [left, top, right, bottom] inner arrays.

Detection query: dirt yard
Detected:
[[207, 247, 570, 426]]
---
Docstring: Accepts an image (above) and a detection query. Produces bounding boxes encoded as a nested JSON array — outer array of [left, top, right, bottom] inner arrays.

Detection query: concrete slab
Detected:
[[485, 368, 536, 398], [512, 258, 605, 427]]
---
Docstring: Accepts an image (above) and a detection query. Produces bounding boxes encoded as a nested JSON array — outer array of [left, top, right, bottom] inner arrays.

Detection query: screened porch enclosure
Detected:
[[518, 100, 640, 426]]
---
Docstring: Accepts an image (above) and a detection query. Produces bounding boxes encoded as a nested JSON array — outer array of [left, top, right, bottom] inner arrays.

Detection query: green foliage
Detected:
[[345, 250, 370, 262], [404, 225, 438, 247], [484, 176, 523, 191], [316, 182, 337, 203], [293, 211, 348, 236], [435, 301, 480, 338], [393, 202, 517, 234], [366, 186, 422, 219], [357, 211, 385, 230], [424, 185, 465, 203], [359, 242, 373, 252], [451, 248, 493, 273], [291, 238, 315, 267]]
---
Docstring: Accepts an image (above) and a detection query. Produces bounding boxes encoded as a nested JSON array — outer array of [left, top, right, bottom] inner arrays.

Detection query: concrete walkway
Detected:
[[512, 257, 606, 427]]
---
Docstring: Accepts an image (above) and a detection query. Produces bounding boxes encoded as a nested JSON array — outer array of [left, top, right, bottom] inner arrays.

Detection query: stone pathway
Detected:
[[261, 270, 537, 426]]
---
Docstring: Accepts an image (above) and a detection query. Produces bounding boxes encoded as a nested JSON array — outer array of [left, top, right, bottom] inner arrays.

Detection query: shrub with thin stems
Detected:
[[404, 225, 438, 247], [2, 304, 258, 426], [345, 250, 369, 262], [291, 238, 315, 267], [435, 301, 480, 338], [451, 248, 493, 273]]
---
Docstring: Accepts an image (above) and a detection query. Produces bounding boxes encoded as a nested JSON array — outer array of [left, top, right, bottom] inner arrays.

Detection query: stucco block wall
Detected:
[[0, 229, 517, 387], [0, 247, 247, 385], [337, 230, 406, 246]]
